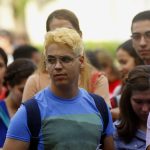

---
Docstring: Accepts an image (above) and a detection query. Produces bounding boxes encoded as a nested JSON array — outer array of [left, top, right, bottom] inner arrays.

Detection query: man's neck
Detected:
[[51, 85, 79, 99]]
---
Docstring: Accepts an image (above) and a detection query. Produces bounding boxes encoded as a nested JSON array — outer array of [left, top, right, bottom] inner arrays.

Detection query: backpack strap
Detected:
[[23, 98, 41, 150], [23, 94, 108, 149], [0, 101, 10, 128], [89, 93, 109, 148]]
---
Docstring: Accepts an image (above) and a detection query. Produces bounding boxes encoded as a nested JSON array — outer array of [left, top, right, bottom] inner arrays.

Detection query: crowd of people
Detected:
[[0, 8, 149, 150]]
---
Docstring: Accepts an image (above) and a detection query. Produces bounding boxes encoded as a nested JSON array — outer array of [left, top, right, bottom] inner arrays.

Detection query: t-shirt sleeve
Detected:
[[104, 106, 114, 136], [6, 105, 31, 142], [146, 113, 150, 148]]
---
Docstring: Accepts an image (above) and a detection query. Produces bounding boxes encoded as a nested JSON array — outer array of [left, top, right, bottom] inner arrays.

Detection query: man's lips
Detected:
[[138, 50, 150, 55], [54, 74, 67, 79], [139, 49, 149, 53], [54, 73, 66, 76]]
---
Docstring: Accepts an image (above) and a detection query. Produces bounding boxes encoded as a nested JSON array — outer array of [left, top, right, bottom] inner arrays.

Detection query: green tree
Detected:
[[11, 0, 28, 33]]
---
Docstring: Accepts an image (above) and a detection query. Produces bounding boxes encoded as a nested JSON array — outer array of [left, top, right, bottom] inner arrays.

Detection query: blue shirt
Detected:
[[0, 101, 10, 148], [114, 122, 146, 150], [7, 87, 114, 150]]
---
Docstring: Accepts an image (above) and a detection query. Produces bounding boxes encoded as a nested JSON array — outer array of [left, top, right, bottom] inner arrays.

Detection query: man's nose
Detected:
[[139, 36, 147, 46], [54, 59, 63, 69]]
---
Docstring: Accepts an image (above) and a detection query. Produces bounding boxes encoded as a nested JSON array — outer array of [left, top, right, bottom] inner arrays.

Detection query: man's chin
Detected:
[[139, 52, 150, 60], [55, 82, 70, 89]]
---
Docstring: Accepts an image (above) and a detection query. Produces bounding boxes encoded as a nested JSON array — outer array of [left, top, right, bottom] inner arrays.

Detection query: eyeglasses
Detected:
[[46, 55, 79, 66], [131, 31, 150, 42]]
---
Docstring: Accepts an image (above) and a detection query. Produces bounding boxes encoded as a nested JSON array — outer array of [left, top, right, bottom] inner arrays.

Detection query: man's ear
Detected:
[[44, 60, 48, 71], [79, 55, 84, 69], [45, 64, 48, 71]]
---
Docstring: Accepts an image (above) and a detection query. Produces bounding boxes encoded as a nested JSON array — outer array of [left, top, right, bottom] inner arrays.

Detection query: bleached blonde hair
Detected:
[[44, 27, 84, 56]]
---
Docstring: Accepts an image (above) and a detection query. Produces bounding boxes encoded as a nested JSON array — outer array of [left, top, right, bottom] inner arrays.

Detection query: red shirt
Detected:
[[0, 87, 7, 100], [109, 80, 121, 96]]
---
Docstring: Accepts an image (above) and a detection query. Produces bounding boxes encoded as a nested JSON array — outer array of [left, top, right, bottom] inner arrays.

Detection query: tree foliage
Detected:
[[6, 0, 55, 33]]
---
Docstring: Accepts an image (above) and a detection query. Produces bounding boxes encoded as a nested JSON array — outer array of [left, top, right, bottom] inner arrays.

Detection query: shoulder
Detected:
[[11, 105, 27, 120], [78, 88, 100, 108], [28, 72, 50, 89], [79, 88, 97, 102], [22, 72, 49, 101], [6, 105, 31, 142], [24, 73, 39, 88], [22, 74, 39, 101], [34, 87, 50, 99], [27, 72, 40, 81], [26, 72, 48, 81], [32, 87, 51, 113], [113, 122, 146, 150], [8, 105, 27, 131]]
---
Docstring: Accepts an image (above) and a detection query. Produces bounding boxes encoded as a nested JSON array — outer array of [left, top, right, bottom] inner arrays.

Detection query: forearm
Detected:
[[103, 136, 115, 150]]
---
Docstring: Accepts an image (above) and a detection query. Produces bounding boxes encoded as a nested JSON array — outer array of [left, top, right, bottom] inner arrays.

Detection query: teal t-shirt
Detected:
[[7, 87, 114, 150]]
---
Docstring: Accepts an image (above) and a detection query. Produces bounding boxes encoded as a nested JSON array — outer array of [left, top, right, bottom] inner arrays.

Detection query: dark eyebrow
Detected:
[[145, 31, 150, 33], [47, 55, 54, 57], [47, 55, 74, 58], [132, 31, 150, 34], [132, 32, 140, 34]]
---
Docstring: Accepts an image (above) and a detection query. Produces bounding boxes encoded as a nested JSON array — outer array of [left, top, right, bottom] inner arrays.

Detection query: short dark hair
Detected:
[[86, 50, 103, 70], [5, 59, 36, 87], [0, 47, 8, 65], [13, 45, 39, 60], [131, 10, 150, 30], [46, 9, 82, 35], [116, 65, 150, 143]]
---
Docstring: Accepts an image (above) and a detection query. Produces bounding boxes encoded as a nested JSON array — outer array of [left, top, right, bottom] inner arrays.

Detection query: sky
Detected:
[[21, 0, 150, 44]]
